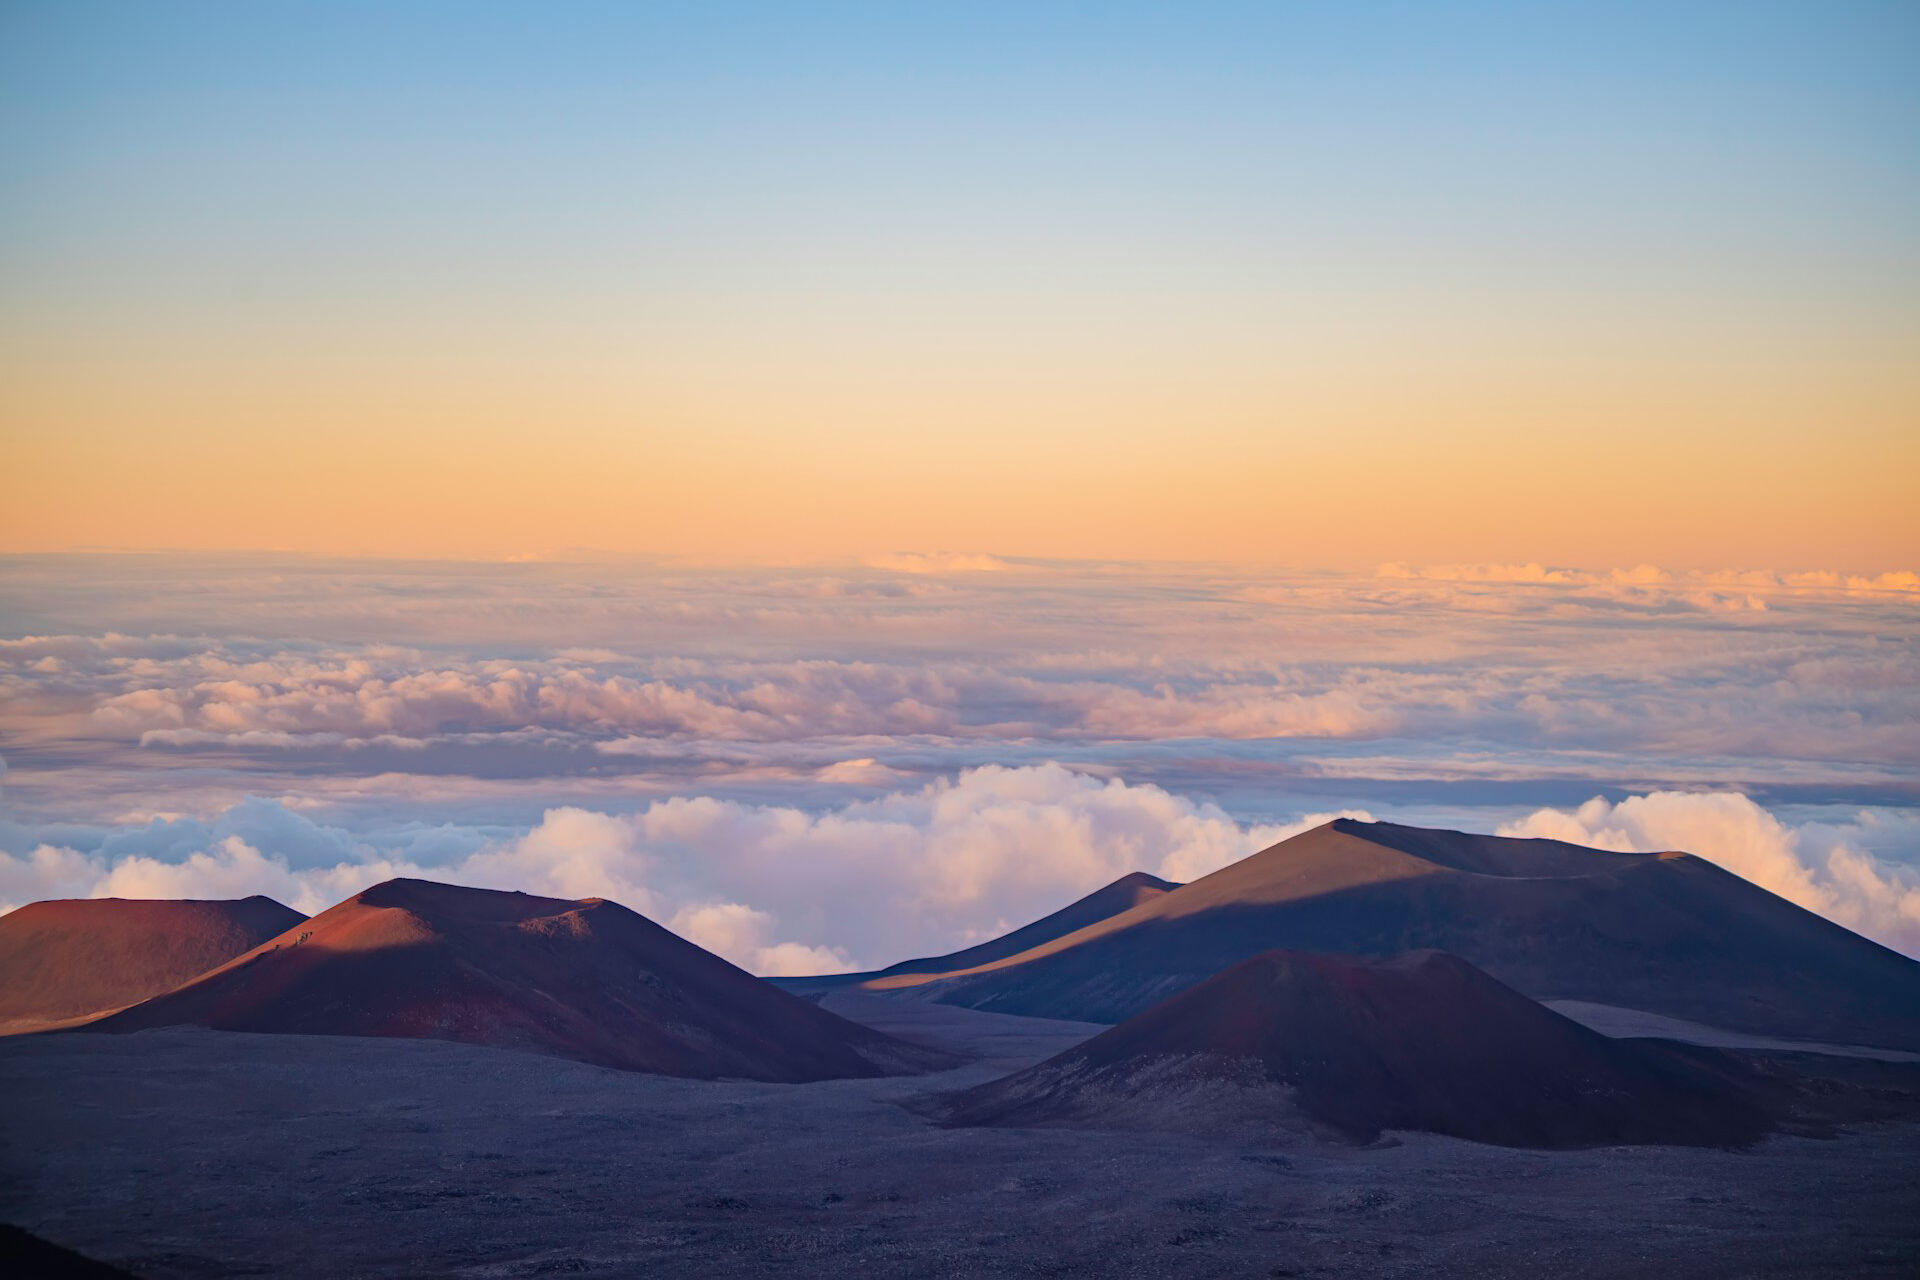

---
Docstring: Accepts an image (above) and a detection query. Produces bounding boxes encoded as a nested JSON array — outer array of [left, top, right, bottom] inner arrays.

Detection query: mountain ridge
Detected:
[[0, 895, 306, 1033], [85, 877, 948, 1081], [940, 946, 1774, 1148], [858, 818, 1920, 1050]]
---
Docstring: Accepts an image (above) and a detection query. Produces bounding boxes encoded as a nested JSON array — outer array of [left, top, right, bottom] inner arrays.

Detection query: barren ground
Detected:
[[2, 993, 1916, 1278]]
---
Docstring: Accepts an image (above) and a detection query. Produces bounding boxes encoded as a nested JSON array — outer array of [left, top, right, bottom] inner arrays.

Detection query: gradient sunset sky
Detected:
[[3, 1, 1916, 567]]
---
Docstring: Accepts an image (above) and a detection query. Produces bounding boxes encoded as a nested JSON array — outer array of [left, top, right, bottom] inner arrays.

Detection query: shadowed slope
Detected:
[[778, 871, 1180, 994], [865, 819, 1920, 1049], [942, 949, 1771, 1148], [0, 896, 305, 1033], [86, 879, 945, 1081], [880, 871, 1180, 977]]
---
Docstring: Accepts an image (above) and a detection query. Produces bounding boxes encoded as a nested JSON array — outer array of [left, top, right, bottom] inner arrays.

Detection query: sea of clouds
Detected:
[[1, 554, 1915, 969]]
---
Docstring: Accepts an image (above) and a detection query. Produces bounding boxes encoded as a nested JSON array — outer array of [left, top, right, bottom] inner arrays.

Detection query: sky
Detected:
[[2, 1, 1917, 567], [0, 6, 1915, 972]]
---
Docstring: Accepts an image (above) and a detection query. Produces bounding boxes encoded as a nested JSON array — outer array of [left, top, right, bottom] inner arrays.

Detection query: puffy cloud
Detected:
[[93, 688, 189, 730], [861, 551, 1010, 574], [1375, 561, 1915, 609], [1378, 561, 1585, 584], [96, 837, 313, 904], [0, 766, 1353, 971], [614, 763, 1360, 956], [668, 902, 855, 976], [455, 807, 660, 913], [1501, 792, 1920, 956], [0, 842, 104, 908], [9, 770, 1915, 973], [814, 758, 914, 787], [36, 649, 1432, 749]]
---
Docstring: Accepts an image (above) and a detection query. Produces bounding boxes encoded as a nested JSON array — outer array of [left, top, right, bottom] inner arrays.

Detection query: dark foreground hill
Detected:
[[940, 949, 1771, 1148], [85, 879, 945, 1081], [0, 1224, 140, 1279], [0, 895, 306, 1033], [864, 819, 1920, 1050]]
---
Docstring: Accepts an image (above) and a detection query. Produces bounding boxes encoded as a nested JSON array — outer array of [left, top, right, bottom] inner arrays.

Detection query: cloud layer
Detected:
[[2, 555, 1915, 970], [5, 555, 1915, 823], [8, 764, 1917, 969], [0, 764, 1365, 972]]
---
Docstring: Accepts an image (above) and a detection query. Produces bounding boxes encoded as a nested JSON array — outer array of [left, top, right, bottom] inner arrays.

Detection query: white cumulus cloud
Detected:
[[1501, 791, 1920, 956], [0, 765, 1360, 973]]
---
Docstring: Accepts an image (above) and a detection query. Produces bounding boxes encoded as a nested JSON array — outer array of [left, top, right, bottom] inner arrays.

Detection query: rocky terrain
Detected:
[[2, 995, 1917, 1278]]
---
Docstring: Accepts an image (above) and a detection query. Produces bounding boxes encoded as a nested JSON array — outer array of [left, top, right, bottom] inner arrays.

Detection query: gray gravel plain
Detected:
[[2, 994, 1916, 1279]]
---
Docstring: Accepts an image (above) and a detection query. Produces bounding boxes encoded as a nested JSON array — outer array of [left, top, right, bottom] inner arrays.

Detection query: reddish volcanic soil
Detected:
[[84, 878, 945, 1082], [941, 948, 1773, 1148], [863, 818, 1920, 1050], [0, 896, 305, 1033]]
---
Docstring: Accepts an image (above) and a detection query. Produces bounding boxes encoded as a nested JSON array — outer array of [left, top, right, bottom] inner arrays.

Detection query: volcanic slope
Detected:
[[0, 896, 305, 1033], [942, 948, 1771, 1148], [87, 879, 945, 1081], [782, 871, 1180, 993], [864, 818, 1920, 1050]]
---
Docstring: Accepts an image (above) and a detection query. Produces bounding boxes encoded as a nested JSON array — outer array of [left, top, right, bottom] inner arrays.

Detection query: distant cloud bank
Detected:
[[0, 764, 1366, 971], [4, 770, 1915, 966], [1, 555, 1915, 967], [860, 551, 1012, 574]]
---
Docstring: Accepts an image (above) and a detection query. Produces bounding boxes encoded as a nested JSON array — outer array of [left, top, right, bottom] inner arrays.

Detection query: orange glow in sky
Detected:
[[3, 3, 1915, 570]]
